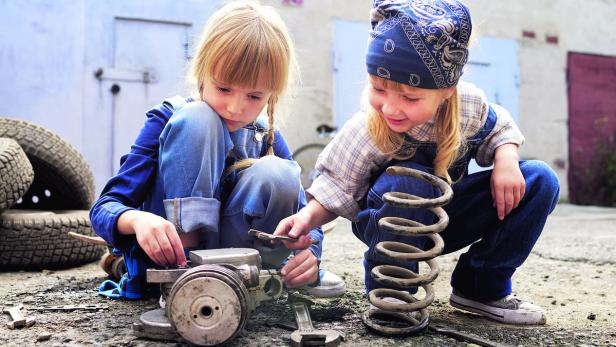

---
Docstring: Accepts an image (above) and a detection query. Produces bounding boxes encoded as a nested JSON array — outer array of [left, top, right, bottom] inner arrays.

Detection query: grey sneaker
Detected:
[[450, 290, 546, 325], [299, 269, 346, 298]]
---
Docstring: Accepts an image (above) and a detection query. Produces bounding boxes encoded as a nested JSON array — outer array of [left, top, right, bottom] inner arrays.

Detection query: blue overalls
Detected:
[[353, 106, 560, 301]]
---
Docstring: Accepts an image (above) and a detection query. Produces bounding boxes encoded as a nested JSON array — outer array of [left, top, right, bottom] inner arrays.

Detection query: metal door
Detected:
[[96, 18, 191, 174], [81, 1, 222, 191], [568, 52, 616, 205], [464, 37, 519, 173], [332, 19, 371, 129]]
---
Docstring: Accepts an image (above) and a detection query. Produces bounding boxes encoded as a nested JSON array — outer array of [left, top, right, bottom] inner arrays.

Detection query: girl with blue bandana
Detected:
[[275, 0, 559, 325], [90, 1, 345, 300]]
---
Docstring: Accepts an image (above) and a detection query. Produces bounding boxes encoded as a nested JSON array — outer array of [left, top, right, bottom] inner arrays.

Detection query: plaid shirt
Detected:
[[306, 81, 524, 221]]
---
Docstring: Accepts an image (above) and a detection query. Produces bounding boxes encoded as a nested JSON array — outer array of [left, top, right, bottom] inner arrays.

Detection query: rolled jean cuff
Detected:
[[163, 197, 221, 234]]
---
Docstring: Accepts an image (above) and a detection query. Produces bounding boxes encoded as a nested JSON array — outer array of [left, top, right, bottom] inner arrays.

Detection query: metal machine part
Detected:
[[168, 265, 250, 346], [361, 166, 453, 336], [3, 304, 35, 329], [289, 301, 345, 347], [134, 248, 284, 346]]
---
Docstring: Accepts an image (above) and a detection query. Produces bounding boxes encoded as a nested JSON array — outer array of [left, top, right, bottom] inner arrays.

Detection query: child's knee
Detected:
[[165, 102, 225, 140], [521, 160, 560, 208], [244, 156, 301, 199]]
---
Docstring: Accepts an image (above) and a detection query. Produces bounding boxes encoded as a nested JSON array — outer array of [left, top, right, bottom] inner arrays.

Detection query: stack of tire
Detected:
[[0, 118, 104, 270]]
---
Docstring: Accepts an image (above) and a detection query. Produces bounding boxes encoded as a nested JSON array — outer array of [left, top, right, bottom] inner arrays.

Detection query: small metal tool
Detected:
[[248, 229, 319, 245], [28, 304, 109, 312], [428, 324, 509, 347], [289, 301, 344, 347], [3, 304, 35, 329]]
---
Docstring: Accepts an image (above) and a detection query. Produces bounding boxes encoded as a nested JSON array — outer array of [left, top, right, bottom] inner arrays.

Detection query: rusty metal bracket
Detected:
[[3, 304, 35, 329]]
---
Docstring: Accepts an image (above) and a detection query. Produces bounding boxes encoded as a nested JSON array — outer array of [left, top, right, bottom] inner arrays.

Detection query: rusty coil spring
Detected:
[[361, 166, 453, 336]]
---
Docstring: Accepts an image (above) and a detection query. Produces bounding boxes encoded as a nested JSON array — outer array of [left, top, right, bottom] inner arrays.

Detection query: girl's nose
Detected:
[[227, 95, 244, 116], [381, 100, 401, 117]]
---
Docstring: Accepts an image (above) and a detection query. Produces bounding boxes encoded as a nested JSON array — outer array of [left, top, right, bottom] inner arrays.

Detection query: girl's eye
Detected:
[[403, 96, 419, 102], [217, 87, 230, 93], [248, 95, 262, 101], [372, 86, 385, 93]]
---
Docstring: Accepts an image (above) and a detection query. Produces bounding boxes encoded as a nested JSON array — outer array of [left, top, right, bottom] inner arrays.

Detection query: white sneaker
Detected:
[[299, 269, 346, 298], [450, 290, 546, 325]]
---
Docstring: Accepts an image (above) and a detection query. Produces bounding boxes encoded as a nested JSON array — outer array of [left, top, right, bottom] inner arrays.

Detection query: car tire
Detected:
[[0, 118, 95, 210], [0, 138, 34, 212], [0, 210, 105, 270]]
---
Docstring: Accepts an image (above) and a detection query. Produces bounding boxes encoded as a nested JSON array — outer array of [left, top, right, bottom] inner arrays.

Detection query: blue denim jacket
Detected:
[[89, 97, 323, 260]]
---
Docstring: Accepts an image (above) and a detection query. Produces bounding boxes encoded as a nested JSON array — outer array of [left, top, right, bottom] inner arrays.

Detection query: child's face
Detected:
[[368, 77, 454, 133], [201, 78, 272, 132]]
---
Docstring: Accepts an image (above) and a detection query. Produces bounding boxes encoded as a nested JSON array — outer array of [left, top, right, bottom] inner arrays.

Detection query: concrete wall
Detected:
[[2, 0, 616, 199], [269, 0, 616, 200], [260, 0, 372, 148], [464, 0, 616, 199], [0, 0, 86, 149]]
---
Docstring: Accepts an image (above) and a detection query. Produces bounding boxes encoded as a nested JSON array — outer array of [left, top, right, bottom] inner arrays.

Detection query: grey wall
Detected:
[[2, 0, 616, 200], [0, 0, 86, 148], [271, 0, 616, 200]]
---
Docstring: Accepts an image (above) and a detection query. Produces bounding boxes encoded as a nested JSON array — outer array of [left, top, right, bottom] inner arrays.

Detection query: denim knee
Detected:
[[520, 160, 560, 212], [244, 156, 301, 202], [162, 101, 227, 146], [225, 156, 300, 218]]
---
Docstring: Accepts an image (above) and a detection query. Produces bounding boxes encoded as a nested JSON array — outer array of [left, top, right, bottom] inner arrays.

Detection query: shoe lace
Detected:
[[500, 295, 522, 309]]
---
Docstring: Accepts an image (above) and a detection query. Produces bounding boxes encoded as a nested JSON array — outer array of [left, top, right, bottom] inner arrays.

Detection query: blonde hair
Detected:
[[188, 0, 296, 174], [366, 76, 464, 184]]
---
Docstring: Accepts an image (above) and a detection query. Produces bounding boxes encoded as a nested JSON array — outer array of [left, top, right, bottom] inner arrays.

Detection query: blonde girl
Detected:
[[91, 1, 344, 300], [275, 0, 560, 325]]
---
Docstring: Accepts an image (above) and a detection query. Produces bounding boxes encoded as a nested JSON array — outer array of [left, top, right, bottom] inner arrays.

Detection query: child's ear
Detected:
[[443, 86, 457, 100]]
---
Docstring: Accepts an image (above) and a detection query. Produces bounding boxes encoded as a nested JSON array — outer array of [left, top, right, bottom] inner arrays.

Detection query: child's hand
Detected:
[[281, 249, 319, 288], [129, 211, 187, 266], [273, 212, 314, 250], [491, 144, 525, 220], [273, 199, 337, 250]]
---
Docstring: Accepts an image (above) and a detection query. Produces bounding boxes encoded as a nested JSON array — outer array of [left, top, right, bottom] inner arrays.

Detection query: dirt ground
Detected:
[[1, 203, 615, 346]]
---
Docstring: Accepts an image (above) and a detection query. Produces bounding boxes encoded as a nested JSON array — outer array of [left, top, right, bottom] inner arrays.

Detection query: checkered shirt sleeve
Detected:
[[306, 113, 389, 221]]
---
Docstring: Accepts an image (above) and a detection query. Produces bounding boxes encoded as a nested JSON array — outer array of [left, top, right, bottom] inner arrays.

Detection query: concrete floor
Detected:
[[0, 203, 614, 346]]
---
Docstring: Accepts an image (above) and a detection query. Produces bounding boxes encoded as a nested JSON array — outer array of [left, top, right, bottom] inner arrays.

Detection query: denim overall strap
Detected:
[[466, 105, 498, 161], [448, 105, 498, 182]]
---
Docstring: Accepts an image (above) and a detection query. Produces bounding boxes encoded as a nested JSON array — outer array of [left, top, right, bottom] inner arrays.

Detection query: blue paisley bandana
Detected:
[[366, 0, 472, 89]]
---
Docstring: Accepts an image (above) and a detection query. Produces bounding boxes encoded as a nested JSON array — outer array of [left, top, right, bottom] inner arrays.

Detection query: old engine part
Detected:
[[133, 248, 284, 346]]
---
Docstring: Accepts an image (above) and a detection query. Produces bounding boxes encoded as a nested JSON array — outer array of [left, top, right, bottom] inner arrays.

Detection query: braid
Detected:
[[220, 95, 278, 181], [265, 96, 277, 156]]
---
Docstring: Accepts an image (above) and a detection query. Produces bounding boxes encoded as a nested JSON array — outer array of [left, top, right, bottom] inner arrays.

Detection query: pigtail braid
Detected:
[[265, 95, 277, 156]]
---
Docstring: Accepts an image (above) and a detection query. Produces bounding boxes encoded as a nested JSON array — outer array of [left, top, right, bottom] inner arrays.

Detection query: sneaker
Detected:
[[299, 269, 346, 298], [449, 289, 546, 325]]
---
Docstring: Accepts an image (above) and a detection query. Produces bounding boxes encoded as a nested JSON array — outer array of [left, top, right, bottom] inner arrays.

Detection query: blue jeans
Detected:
[[159, 102, 301, 267], [353, 160, 560, 300]]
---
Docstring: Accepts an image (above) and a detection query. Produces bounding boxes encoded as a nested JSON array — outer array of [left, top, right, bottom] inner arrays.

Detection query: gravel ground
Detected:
[[1, 203, 615, 346]]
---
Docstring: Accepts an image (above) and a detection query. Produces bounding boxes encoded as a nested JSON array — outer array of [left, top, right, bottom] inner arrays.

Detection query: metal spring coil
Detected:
[[362, 166, 453, 336]]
